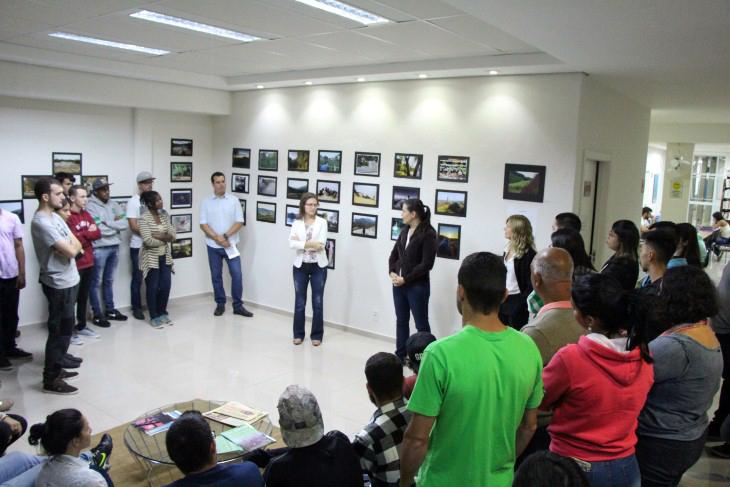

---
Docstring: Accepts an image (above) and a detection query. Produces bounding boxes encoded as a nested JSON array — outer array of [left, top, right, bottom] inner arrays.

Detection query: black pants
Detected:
[[76, 267, 93, 329], [0, 278, 19, 357], [635, 431, 706, 487], [498, 294, 529, 330], [515, 424, 550, 469], [41, 284, 78, 384], [0, 414, 26, 456], [711, 333, 730, 429]]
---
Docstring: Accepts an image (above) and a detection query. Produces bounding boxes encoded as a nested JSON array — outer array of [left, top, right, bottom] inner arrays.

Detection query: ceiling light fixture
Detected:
[[356, 77, 366, 82], [305, 81, 313, 85], [256, 85, 264, 89], [130, 10, 261, 42], [48, 32, 169, 55], [488, 70, 500, 75], [418, 73, 428, 79], [295, 0, 389, 25]]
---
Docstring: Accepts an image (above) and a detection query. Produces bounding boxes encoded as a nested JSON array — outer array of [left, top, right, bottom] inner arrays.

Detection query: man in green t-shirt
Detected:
[[399, 252, 543, 487]]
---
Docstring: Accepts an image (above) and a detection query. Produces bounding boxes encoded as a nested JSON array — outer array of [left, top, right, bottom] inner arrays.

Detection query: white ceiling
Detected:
[[0, 0, 728, 123]]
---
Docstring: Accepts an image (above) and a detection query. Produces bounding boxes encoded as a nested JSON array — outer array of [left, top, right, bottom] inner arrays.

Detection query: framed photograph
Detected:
[[317, 208, 339, 233], [81, 175, 108, 192], [288, 150, 309, 172], [257, 175, 277, 197], [171, 238, 193, 259], [171, 138, 193, 156], [316, 180, 340, 203], [354, 152, 380, 177], [287, 178, 309, 200], [503, 164, 546, 203], [171, 213, 192, 234], [52, 152, 82, 175], [390, 217, 405, 241], [351, 213, 378, 239], [437, 224, 461, 260], [392, 186, 420, 210], [170, 162, 192, 183], [239, 199, 246, 226], [21, 175, 46, 199], [259, 149, 278, 172], [437, 155, 470, 183], [394, 153, 423, 179], [231, 173, 249, 194], [435, 189, 467, 217], [318, 150, 342, 173], [326, 239, 336, 270], [232, 148, 250, 169], [110, 196, 131, 214], [170, 189, 193, 209], [0, 200, 24, 224], [256, 202, 276, 224], [352, 182, 379, 207], [285, 204, 298, 227]]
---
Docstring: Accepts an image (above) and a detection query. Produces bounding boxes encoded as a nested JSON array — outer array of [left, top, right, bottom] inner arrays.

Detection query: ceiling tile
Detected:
[[369, 0, 464, 19], [361, 20, 490, 57], [0, 15, 54, 41], [429, 15, 537, 52], [31, 0, 155, 17], [7, 32, 167, 62], [303, 30, 423, 63]]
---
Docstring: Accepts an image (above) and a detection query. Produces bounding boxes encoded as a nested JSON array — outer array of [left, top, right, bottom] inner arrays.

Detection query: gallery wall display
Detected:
[[351, 212, 378, 239], [171, 213, 192, 234], [394, 153, 423, 179], [170, 162, 192, 182], [231, 173, 249, 194], [52, 152, 82, 176], [352, 182, 379, 208], [437, 155, 470, 183], [354, 152, 380, 177], [256, 202, 276, 223], [287, 178, 309, 200], [232, 148, 251, 169], [390, 217, 404, 241], [392, 186, 420, 210], [288, 150, 310, 172], [171, 238, 193, 259], [437, 224, 461, 260], [239, 199, 246, 225], [81, 175, 108, 192], [435, 189, 467, 217], [258, 149, 278, 172], [21, 175, 46, 199], [316, 180, 340, 203], [317, 208, 339, 233], [285, 204, 298, 227], [110, 196, 131, 213], [170, 189, 193, 209], [0, 200, 24, 223], [318, 150, 342, 173], [257, 175, 277, 197], [326, 239, 336, 270], [503, 163, 546, 203], [171, 138, 193, 157]]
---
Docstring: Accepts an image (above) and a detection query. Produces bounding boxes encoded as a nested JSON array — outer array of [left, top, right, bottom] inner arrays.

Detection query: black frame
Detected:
[[231, 173, 249, 194], [257, 175, 278, 197], [80, 175, 108, 192], [232, 148, 251, 169], [352, 182, 379, 208], [110, 195, 131, 214], [503, 163, 547, 203], [285, 204, 299, 227], [437, 155, 470, 183], [256, 201, 277, 224], [393, 153, 423, 179], [239, 199, 246, 226], [316, 179, 341, 204], [326, 239, 336, 270], [170, 188, 193, 209], [390, 217, 404, 241], [434, 189, 468, 217], [170, 213, 193, 234], [21, 175, 46, 199], [258, 149, 279, 172], [287, 150, 310, 172], [170, 138, 193, 157], [170, 161, 193, 182], [0, 200, 24, 224], [354, 152, 381, 177], [171, 238, 193, 259], [286, 178, 309, 200], [317, 150, 342, 174], [437, 223, 462, 260], [51, 152, 82, 176], [392, 186, 421, 210], [351, 212, 378, 239], [317, 208, 339, 233]]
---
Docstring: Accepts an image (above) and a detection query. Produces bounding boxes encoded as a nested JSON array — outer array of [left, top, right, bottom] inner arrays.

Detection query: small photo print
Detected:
[[288, 150, 310, 172], [232, 148, 251, 169], [392, 186, 420, 210], [316, 180, 340, 203], [351, 212, 378, 239], [352, 182, 379, 207], [317, 208, 339, 233], [503, 164, 546, 203], [390, 217, 404, 241], [21, 175, 46, 199], [110, 196, 130, 215], [285, 205, 298, 227], [231, 173, 249, 194], [354, 152, 380, 177], [318, 150, 342, 173], [170, 162, 192, 183], [52, 152, 82, 175], [326, 239, 335, 270], [394, 153, 423, 179], [435, 189, 467, 217], [170, 189, 193, 209], [259, 149, 278, 172], [171, 238, 193, 259], [171, 138, 193, 156], [437, 224, 461, 260], [258, 175, 277, 197], [81, 175, 108, 192], [240, 199, 246, 225], [256, 202, 276, 223], [437, 155, 469, 183], [171, 213, 192, 234], [0, 200, 24, 223], [287, 178, 309, 200]]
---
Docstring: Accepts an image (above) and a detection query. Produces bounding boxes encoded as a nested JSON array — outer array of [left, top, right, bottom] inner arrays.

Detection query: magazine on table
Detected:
[[221, 422, 276, 452], [132, 410, 182, 436], [203, 401, 267, 427]]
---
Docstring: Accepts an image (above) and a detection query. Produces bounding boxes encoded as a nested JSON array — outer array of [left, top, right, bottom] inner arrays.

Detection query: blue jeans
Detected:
[[393, 280, 431, 360], [89, 245, 119, 316], [130, 247, 143, 311], [145, 257, 171, 319], [0, 452, 43, 486], [206, 246, 243, 309], [293, 264, 327, 340], [576, 454, 640, 487]]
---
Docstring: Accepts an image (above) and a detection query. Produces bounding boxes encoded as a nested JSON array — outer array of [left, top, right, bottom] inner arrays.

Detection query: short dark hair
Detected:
[[642, 207, 653, 215], [458, 252, 506, 314], [166, 411, 213, 474], [364, 352, 403, 399], [661, 266, 718, 327], [34, 177, 60, 201], [140, 190, 160, 211], [298, 192, 318, 219], [28, 409, 84, 456], [554, 212, 581, 232], [210, 171, 225, 183], [514, 451, 589, 487], [643, 228, 677, 265], [68, 184, 86, 197], [713, 211, 724, 222], [54, 172, 76, 184]]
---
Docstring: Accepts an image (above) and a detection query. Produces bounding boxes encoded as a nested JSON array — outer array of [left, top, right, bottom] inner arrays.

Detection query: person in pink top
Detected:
[[540, 273, 654, 487]]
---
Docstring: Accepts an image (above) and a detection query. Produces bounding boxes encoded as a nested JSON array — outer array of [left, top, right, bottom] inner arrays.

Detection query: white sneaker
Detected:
[[77, 328, 100, 339], [70, 335, 84, 346], [159, 314, 173, 326]]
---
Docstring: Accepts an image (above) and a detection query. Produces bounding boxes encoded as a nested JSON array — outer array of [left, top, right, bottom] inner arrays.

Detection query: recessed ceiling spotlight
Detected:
[[356, 77, 366, 82], [488, 70, 500, 75], [48, 32, 169, 56], [418, 74, 428, 79], [256, 85, 264, 89], [295, 0, 389, 25], [305, 81, 313, 85], [130, 10, 261, 42]]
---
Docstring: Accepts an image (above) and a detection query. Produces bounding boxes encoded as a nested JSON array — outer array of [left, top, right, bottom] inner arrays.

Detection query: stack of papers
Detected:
[[203, 401, 267, 427], [221, 422, 276, 452]]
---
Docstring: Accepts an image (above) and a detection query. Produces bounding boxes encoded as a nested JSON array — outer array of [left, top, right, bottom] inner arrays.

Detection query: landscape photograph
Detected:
[[316, 180, 340, 203], [503, 164, 546, 202], [0, 200, 23, 223], [435, 190, 467, 217], [352, 183, 378, 207], [392, 186, 420, 210], [256, 202, 276, 223], [52, 152, 82, 175], [288, 150, 309, 171], [287, 178, 309, 200], [351, 213, 378, 238], [354, 152, 380, 177], [317, 208, 339, 233], [394, 153, 423, 179], [437, 224, 461, 259], [318, 150, 342, 173], [171, 138, 193, 156], [171, 238, 193, 259], [259, 149, 278, 171], [232, 148, 251, 169]]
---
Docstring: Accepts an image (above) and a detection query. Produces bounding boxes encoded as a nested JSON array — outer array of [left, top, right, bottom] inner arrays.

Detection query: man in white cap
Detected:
[[127, 171, 155, 320]]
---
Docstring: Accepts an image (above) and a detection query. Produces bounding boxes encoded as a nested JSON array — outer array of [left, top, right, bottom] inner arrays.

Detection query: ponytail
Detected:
[[623, 291, 655, 364], [27, 409, 84, 455], [403, 198, 431, 226]]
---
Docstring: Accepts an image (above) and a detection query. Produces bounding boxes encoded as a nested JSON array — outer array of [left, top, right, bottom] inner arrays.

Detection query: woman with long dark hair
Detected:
[[499, 215, 536, 329], [388, 198, 438, 362], [672, 223, 701, 268], [551, 228, 595, 276], [600, 220, 640, 291]]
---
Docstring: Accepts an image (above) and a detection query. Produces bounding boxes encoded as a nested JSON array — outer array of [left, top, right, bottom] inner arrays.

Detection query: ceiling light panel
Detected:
[[295, 0, 389, 25], [48, 32, 169, 55], [130, 10, 261, 42]]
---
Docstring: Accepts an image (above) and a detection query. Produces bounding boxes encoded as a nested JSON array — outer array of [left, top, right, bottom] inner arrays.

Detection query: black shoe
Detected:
[[59, 369, 79, 381], [132, 309, 145, 320], [105, 309, 128, 321], [64, 353, 83, 363], [6, 348, 32, 360], [707, 443, 730, 458], [59, 359, 80, 369], [214, 306, 225, 316], [43, 378, 78, 395], [92, 316, 111, 328], [91, 433, 113, 469], [233, 307, 253, 317], [0, 358, 12, 371], [708, 421, 723, 442]]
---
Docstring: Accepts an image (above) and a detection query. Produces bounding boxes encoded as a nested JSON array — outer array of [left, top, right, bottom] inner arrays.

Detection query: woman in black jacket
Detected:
[[600, 219, 640, 291], [389, 199, 438, 362], [499, 214, 536, 329]]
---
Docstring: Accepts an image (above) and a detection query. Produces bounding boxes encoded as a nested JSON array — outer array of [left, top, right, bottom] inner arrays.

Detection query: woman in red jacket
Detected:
[[541, 273, 654, 487]]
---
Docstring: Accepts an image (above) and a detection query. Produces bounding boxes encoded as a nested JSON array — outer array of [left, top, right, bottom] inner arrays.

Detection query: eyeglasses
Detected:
[[305, 203, 319, 207]]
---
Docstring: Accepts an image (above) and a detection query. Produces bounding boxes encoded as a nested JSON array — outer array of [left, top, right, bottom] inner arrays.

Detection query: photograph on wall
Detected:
[[317, 208, 339, 233], [171, 213, 192, 234], [81, 175, 108, 192], [232, 148, 251, 169], [110, 196, 131, 215], [257, 175, 277, 197], [288, 150, 310, 172], [326, 239, 335, 270], [21, 175, 46, 199], [171, 238, 193, 259], [52, 152, 82, 175], [503, 164, 546, 203], [391, 217, 404, 241], [437, 224, 461, 260], [316, 180, 340, 203], [170, 189, 193, 209], [352, 182, 379, 207], [231, 173, 249, 194], [259, 149, 278, 172], [351, 213, 378, 239], [287, 178, 309, 200], [171, 138, 193, 156], [285, 205, 298, 227], [435, 189, 467, 217], [240, 199, 246, 225], [0, 200, 24, 223], [392, 186, 420, 210], [354, 152, 380, 177], [437, 155, 470, 183], [394, 153, 423, 179], [318, 150, 342, 173], [256, 202, 276, 223], [170, 162, 192, 182]]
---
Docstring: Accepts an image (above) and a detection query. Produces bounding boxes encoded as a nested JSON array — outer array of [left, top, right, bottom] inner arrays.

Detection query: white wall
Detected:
[[643, 146, 666, 211]]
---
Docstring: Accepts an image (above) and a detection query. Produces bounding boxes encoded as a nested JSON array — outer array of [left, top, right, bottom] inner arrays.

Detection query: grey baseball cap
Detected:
[[277, 385, 324, 448], [136, 171, 156, 183], [91, 179, 111, 191]]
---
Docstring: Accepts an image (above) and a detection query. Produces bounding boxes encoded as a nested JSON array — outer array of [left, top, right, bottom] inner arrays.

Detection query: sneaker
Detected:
[[43, 378, 78, 395], [708, 421, 723, 442], [6, 348, 32, 360], [58, 359, 80, 369], [0, 358, 13, 371], [77, 328, 100, 339], [70, 335, 84, 346], [233, 307, 254, 317], [91, 433, 113, 470], [0, 399, 13, 412], [59, 369, 79, 381], [64, 353, 83, 363], [214, 305, 225, 316], [159, 314, 173, 326], [92, 315, 111, 328], [149, 317, 165, 329], [132, 309, 145, 320], [707, 443, 730, 458], [105, 309, 128, 321]]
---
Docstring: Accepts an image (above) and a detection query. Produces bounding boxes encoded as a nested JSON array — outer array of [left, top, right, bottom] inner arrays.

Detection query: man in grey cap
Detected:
[[126, 171, 155, 320], [86, 178, 128, 327]]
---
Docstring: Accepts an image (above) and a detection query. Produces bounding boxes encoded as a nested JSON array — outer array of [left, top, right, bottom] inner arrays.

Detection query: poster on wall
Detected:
[[81, 175, 108, 192], [394, 153, 423, 179], [257, 176, 277, 197], [287, 178, 309, 200], [669, 179, 683, 199], [288, 150, 310, 172], [0, 200, 24, 223], [352, 182, 379, 208], [285, 205, 298, 227], [502, 163, 546, 203], [317, 208, 339, 233], [232, 148, 251, 169], [231, 173, 249, 194], [392, 186, 420, 210], [351, 213, 378, 239], [171, 213, 192, 234], [110, 196, 131, 215], [316, 180, 340, 203], [437, 224, 461, 260], [52, 152, 82, 176], [259, 149, 278, 172], [171, 139, 193, 156], [21, 175, 46, 199], [170, 162, 192, 182], [318, 150, 342, 173], [172, 238, 193, 259], [437, 155, 469, 183], [256, 202, 276, 223], [391, 217, 404, 241], [170, 189, 193, 209], [435, 190, 467, 217], [354, 152, 380, 177]]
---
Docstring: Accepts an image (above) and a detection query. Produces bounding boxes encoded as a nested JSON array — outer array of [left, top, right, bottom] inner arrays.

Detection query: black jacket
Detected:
[[388, 223, 438, 284], [600, 254, 639, 292], [509, 248, 536, 298]]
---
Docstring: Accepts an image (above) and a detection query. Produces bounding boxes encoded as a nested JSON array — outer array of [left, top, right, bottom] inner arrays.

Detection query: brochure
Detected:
[[203, 401, 267, 427], [221, 422, 275, 452], [132, 410, 182, 436]]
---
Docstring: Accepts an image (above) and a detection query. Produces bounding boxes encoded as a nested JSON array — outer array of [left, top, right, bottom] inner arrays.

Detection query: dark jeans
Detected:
[[0, 277, 20, 356], [636, 431, 706, 487], [393, 280, 431, 360], [293, 264, 327, 340], [130, 247, 143, 311], [145, 257, 171, 319], [711, 333, 730, 429], [89, 245, 119, 316], [574, 454, 641, 487], [206, 246, 243, 309], [0, 414, 27, 456], [499, 293, 529, 329], [41, 284, 78, 384], [75, 267, 93, 329]]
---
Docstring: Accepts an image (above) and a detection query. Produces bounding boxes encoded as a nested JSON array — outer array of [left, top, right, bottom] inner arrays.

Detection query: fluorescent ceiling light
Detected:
[[356, 77, 366, 82], [130, 10, 261, 42], [48, 32, 169, 55], [295, 0, 389, 25], [305, 81, 313, 85], [256, 85, 264, 89], [488, 70, 500, 75], [418, 73, 428, 79]]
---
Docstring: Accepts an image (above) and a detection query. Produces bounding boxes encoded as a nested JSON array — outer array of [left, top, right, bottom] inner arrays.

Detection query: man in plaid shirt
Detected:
[[353, 352, 413, 487]]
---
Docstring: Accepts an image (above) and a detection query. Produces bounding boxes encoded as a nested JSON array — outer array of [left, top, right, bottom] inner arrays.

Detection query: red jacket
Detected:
[[67, 209, 101, 270], [541, 335, 654, 461]]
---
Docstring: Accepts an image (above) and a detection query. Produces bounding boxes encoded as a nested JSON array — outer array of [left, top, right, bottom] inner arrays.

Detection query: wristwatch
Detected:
[[222, 233, 229, 240]]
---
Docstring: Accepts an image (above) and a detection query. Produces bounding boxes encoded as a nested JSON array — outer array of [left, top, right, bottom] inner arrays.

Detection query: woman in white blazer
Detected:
[[289, 192, 328, 346]]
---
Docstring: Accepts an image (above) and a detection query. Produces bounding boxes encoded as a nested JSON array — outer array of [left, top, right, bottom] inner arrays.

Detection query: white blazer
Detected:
[[289, 216, 328, 268]]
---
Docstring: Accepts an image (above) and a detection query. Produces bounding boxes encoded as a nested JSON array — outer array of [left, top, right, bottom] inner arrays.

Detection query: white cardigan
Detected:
[[289, 216, 328, 268]]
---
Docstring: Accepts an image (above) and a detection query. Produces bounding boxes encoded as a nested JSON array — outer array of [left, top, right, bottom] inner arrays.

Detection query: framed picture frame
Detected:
[[170, 188, 193, 209], [257, 175, 278, 197], [287, 178, 309, 200], [52, 152, 82, 176], [316, 180, 340, 204], [171, 238, 193, 259], [0, 200, 24, 224], [231, 173, 249, 194], [318, 150, 342, 173], [317, 208, 339, 233], [435, 189, 467, 217], [352, 182, 379, 208], [287, 150, 310, 172], [259, 149, 278, 172], [232, 148, 251, 169], [21, 175, 46, 199], [394, 153, 423, 179], [351, 213, 378, 239], [110, 195, 131, 214], [390, 217, 404, 241], [437, 223, 461, 260], [170, 162, 192, 183], [503, 163, 547, 203], [239, 199, 246, 226], [437, 155, 469, 183], [81, 175, 108, 192], [285, 204, 298, 227], [170, 213, 193, 234], [354, 152, 380, 177], [171, 138, 193, 157], [256, 202, 277, 224], [392, 186, 420, 210], [326, 239, 336, 270]]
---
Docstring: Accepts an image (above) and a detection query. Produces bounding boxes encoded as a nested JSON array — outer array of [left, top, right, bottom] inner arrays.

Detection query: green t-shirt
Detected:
[[407, 325, 544, 487]]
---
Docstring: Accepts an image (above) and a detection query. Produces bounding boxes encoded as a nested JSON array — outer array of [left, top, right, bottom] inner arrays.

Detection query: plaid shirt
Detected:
[[352, 398, 412, 487]]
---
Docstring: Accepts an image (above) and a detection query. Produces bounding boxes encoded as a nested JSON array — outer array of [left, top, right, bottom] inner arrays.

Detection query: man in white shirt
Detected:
[[126, 171, 155, 320], [199, 172, 253, 317]]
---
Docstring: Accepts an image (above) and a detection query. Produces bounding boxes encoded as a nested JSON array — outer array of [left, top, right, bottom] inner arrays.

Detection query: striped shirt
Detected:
[[139, 210, 175, 278]]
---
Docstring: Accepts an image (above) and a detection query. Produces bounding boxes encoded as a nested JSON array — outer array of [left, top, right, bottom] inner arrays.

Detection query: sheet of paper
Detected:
[[225, 244, 240, 259], [215, 434, 243, 454]]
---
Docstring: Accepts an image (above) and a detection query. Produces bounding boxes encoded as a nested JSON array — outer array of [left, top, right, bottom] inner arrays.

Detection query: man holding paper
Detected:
[[200, 172, 253, 318]]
